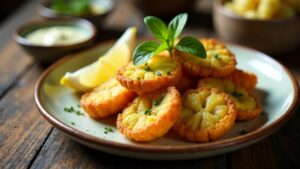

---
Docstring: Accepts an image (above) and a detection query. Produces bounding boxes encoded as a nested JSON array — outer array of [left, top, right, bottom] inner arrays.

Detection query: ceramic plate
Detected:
[[35, 41, 299, 160]]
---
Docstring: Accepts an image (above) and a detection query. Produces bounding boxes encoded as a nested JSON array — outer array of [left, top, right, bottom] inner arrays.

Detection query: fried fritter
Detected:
[[226, 69, 257, 91], [173, 88, 236, 142], [116, 53, 182, 93], [174, 38, 237, 77], [198, 78, 262, 121], [81, 78, 136, 118], [117, 86, 181, 141]]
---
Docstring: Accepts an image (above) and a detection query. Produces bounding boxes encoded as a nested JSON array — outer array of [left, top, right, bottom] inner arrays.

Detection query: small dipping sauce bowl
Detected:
[[15, 19, 96, 66]]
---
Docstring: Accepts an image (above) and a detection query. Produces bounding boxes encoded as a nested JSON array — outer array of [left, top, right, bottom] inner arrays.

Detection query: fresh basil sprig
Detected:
[[133, 13, 206, 66]]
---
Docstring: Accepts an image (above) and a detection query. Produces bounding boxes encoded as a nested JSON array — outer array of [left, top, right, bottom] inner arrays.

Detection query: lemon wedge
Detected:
[[60, 27, 137, 92]]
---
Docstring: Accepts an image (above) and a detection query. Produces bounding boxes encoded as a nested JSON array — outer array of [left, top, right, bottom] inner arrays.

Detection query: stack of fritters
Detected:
[[80, 38, 262, 142]]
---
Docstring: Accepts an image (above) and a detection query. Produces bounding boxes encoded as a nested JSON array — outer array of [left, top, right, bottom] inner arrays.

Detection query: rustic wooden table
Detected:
[[1, 0, 300, 168]]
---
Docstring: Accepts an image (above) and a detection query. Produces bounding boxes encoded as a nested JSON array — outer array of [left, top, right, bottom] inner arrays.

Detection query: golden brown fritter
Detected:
[[198, 78, 262, 121], [117, 86, 181, 141], [173, 88, 236, 142], [116, 53, 182, 94], [81, 78, 136, 118], [226, 69, 257, 91], [174, 38, 237, 77]]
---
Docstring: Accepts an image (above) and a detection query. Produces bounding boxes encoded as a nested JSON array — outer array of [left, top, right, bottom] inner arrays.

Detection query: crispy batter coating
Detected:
[[198, 78, 262, 121], [117, 86, 181, 141], [175, 71, 197, 93], [81, 78, 136, 118], [174, 38, 237, 77], [226, 69, 257, 91], [116, 53, 182, 94], [173, 88, 236, 142]]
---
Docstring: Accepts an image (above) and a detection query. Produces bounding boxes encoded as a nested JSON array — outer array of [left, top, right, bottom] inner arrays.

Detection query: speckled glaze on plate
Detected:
[[34, 40, 299, 160]]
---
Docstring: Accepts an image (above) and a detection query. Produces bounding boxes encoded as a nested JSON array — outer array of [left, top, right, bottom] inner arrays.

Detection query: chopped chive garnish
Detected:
[[104, 127, 114, 134], [214, 54, 220, 59], [71, 122, 75, 125], [144, 109, 151, 115], [64, 106, 85, 116], [152, 96, 164, 106]]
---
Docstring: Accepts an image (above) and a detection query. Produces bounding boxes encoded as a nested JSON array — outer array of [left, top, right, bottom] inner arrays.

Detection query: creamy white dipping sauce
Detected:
[[25, 26, 91, 46]]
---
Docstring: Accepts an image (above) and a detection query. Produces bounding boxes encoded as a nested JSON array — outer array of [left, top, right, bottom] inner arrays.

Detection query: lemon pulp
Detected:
[[60, 27, 137, 92]]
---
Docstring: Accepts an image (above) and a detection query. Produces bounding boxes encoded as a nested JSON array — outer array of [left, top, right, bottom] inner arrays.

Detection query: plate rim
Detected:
[[34, 40, 299, 153]]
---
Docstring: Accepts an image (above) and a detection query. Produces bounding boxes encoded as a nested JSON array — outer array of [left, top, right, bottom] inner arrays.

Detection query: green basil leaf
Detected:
[[144, 16, 169, 41], [175, 36, 206, 58], [168, 13, 188, 40], [153, 42, 168, 55], [133, 41, 159, 65]]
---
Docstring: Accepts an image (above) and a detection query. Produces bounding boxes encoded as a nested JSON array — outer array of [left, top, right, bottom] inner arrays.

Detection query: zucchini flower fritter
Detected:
[[173, 88, 236, 142], [117, 87, 181, 141], [117, 53, 182, 93], [174, 38, 237, 77], [198, 77, 262, 121], [81, 78, 136, 118]]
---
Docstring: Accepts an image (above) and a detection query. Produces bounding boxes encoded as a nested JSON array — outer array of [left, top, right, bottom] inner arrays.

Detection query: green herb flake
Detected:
[[143, 63, 151, 72], [167, 71, 171, 76], [239, 129, 248, 135], [104, 127, 114, 134], [76, 111, 84, 116], [70, 122, 75, 125], [152, 96, 164, 106], [144, 109, 151, 115], [137, 77, 141, 80], [64, 106, 84, 116], [64, 106, 73, 113], [231, 91, 243, 97], [156, 71, 162, 76], [77, 104, 81, 108], [214, 54, 220, 59]]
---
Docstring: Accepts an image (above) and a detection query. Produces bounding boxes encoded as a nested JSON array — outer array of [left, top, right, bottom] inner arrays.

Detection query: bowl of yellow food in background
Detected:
[[37, 0, 114, 29], [213, 0, 300, 55]]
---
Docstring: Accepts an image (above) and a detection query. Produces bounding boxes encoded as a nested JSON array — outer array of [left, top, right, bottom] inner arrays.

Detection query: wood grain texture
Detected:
[[0, 65, 52, 169], [228, 111, 300, 169], [31, 128, 227, 169], [0, 42, 33, 96], [270, 112, 300, 169], [229, 138, 279, 169]]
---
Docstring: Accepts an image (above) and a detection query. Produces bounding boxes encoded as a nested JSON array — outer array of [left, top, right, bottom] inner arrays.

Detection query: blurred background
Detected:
[[0, 0, 29, 24], [2, 0, 300, 56]]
